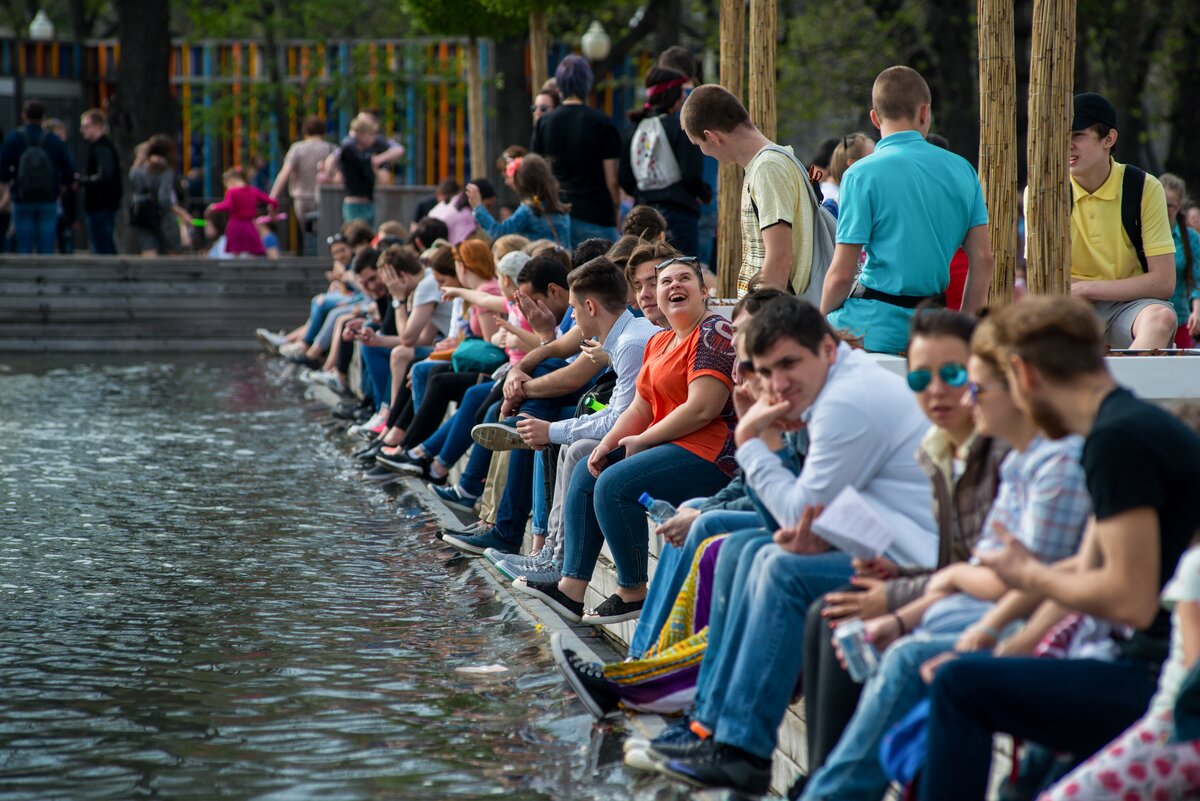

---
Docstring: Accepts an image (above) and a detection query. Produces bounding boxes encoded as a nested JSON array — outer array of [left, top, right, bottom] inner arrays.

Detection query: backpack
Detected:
[[129, 190, 161, 230], [14, 129, 57, 204], [751, 144, 838, 305], [630, 115, 683, 192]]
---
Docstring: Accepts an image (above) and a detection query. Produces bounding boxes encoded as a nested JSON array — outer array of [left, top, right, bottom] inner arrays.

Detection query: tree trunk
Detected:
[[978, 0, 1017, 306], [922, 0, 980, 164], [111, 0, 178, 168], [466, 38, 487, 180], [1025, 0, 1075, 296], [747, 0, 776, 141], [1165, 2, 1200, 190], [528, 8, 548, 97], [716, 0, 745, 298]]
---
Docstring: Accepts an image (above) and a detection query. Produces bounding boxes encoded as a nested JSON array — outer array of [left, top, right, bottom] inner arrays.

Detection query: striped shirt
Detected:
[[974, 435, 1090, 563]]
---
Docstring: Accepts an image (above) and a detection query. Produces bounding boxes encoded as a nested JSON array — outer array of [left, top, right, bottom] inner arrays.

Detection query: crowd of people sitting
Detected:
[[252, 54, 1200, 801]]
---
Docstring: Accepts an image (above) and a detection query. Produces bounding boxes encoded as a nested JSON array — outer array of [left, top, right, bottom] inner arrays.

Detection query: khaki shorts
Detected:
[[1092, 299, 1174, 348]]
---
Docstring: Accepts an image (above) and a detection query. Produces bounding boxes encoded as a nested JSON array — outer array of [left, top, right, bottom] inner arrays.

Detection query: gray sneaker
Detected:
[[487, 548, 550, 569], [497, 559, 561, 584]]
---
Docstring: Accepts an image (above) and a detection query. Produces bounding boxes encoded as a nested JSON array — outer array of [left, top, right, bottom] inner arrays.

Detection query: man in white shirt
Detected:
[[656, 296, 937, 795]]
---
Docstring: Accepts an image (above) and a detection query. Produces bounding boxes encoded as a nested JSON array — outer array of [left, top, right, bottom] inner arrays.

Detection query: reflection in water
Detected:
[[0, 355, 688, 801]]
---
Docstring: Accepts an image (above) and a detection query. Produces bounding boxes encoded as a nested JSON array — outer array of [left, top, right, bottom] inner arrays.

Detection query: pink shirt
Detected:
[[429, 198, 478, 244]]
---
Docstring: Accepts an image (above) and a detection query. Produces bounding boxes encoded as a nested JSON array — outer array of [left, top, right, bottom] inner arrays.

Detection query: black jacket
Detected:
[[82, 135, 122, 212]]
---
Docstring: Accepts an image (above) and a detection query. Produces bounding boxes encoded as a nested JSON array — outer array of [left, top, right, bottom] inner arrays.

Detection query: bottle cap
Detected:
[[638, 492, 652, 507]]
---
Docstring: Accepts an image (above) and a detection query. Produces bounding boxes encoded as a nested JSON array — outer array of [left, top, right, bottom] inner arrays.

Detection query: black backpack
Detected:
[[14, 129, 57, 204]]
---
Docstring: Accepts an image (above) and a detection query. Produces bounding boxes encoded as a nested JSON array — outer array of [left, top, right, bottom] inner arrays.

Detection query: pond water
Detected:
[[0, 355, 689, 801]]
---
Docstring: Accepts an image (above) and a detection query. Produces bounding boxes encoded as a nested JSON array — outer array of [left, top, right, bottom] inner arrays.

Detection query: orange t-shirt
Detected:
[[635, 313, 739, 476]]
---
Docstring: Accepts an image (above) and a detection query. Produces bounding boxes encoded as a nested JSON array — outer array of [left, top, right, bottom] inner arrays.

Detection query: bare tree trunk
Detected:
[[466, 38, 487, 180], [978, 0, 1017, 306], [1165, 2, 1200, 189], [747, 0, 776, 141], [529, 8, 548, 97], [1025, 0, 1075, 296], [111, 0, 179, 166], [716, 0, 745, 298]]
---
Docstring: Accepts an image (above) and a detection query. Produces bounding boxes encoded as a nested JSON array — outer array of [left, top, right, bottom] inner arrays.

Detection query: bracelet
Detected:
[[892, 612, 908, 636], [980, 625, 1003, 642]]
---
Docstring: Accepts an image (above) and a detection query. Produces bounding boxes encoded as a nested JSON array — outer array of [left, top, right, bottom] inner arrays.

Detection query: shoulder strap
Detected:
[[1121, 164, 1147, 272], [759, 143, 824, 213]]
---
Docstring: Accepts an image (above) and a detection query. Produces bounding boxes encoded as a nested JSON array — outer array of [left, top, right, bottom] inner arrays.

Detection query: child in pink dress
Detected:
[[207, 167, 277, 256]]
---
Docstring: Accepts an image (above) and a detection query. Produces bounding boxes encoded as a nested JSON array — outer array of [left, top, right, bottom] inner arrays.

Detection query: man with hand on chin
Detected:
[[655, 296, 939, 796]]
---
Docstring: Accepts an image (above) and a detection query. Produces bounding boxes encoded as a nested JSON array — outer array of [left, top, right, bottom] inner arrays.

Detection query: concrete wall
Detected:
[[0, 256, 328, 353]]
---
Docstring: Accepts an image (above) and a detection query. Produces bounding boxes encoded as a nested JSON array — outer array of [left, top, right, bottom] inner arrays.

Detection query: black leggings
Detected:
[[803, 590, 864, 775], [401, 369, 484, 448]]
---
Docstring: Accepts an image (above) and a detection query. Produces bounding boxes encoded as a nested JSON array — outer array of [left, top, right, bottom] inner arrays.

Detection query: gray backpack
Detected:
[[754, 144, 837, 306]]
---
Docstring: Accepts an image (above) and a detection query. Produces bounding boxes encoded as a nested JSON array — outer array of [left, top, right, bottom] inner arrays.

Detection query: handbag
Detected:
[[451, 336, 507, 374], [130, 191, 161, 229]]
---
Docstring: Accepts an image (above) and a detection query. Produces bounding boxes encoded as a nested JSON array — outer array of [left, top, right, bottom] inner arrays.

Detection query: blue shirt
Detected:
[[473, 201, 571, 246], [1171, 223, 1200, 325], [828, 130, 988, 354]]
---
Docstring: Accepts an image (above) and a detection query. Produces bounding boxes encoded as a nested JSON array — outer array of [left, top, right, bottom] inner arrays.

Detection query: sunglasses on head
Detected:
[[907, 362, 968, 393], [655, 255, 700, 271], [326, 233, 346, 245]]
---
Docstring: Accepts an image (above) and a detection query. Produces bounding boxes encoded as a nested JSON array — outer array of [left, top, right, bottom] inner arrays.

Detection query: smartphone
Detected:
[[604, 446, 627, 466]]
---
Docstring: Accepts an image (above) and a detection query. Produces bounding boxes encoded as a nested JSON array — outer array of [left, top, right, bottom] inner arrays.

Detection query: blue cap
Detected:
[[638, 492, 653, 507]]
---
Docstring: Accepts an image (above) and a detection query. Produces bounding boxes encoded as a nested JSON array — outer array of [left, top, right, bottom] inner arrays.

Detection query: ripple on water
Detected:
[[0, 354, 688, 801]]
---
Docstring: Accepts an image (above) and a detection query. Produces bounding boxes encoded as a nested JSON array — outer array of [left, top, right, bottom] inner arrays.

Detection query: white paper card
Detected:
[[811, 485, 895, 560]]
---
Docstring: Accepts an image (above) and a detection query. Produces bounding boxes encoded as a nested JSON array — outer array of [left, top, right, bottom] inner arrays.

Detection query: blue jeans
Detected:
[[568, 216, 619, 250], [628, 507, 763, 659], [701, 543, 855, 759], [361, 343, 393, 411], [316, 303, 361, 351], [920, 655, 1159, 801], [458, 401, 501, 497], [410, 360, 444, 407], [802, 634, 958, 801], [423, 380, 495, 469], [561, 444, 731, 588], [658, 204, 700, 258], [303, 292, 353, 344], [531, 452, 548, 536], [343, 200, 375, 227], [13, 201, 57, 254], [86, 209, 117, 254]]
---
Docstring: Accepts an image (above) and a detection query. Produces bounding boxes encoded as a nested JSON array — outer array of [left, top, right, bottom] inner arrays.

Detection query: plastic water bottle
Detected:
[[638, 493, 678, 525]]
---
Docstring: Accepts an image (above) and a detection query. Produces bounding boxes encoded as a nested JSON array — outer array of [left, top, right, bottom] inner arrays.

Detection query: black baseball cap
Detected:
[[1072, 92, 1118, 132]]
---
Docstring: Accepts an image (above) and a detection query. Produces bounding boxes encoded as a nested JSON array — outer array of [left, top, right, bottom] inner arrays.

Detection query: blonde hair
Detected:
[[830, 133, 873, 183], [493, 234, 530, 261]]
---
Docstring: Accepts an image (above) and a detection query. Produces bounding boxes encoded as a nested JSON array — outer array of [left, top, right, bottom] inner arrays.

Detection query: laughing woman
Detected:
[[515, 245, 738, 625]]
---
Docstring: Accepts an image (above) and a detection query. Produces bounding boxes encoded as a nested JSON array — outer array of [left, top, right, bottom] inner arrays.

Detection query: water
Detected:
[[0, 355, 687, 801]]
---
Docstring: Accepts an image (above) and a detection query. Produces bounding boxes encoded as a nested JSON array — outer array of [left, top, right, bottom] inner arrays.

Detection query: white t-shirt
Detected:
[[411, 268, 453, 338], [1151, 546, 1200, 712]]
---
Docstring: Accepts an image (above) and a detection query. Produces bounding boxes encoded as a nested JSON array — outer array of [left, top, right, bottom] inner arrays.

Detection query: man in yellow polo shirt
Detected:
[[1069, 92, 1176, 348]]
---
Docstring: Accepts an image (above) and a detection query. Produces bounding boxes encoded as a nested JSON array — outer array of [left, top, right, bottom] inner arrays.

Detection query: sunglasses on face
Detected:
[[968, 380, 1007, 404], [655, 255, 700, 271], [907, 362, 968, 393], [530, 104, 552, 113]]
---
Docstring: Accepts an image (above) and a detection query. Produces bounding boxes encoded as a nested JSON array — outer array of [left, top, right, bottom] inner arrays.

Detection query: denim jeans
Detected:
[[702, 544, 855, 759], [802, 634, 959, 801], [628, 507, 763, 659], [422, 380, 495, 469], [920, 655, 1159, 801], [658, 204, 700, 259], [410, 360, 445, 407], [568, 217, 619, 250], [13, 201, 57, 254], [303, 292, 352, 344], [561, 444, 731, 588], [547, 438, 600, 564], [86, 209, 117, 254], [531, 452, 548, 536], [343, 200, 375, 227], [361, 343, 393, 411], [457, 400, 501, 498], [316, 303, 362, 351]]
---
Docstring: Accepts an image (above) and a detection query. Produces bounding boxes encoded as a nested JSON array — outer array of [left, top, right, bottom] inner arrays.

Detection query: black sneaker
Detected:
[[661, 744, 772, 795], [512, 578, 584, 623], [362, 465, 401, 482], [352, 439, 387, 462], [787, 773, 809, 800], [375, 448, 423, 471], [550, 632, 620, 720], [285, 351, 322, 370], [332, 400, 371, 421], [648, 732, 711, 761], [582, 593, 644, 625]]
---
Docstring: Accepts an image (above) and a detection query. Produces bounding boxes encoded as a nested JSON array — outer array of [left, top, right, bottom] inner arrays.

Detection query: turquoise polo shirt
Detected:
[[827, 130, 988, 354]]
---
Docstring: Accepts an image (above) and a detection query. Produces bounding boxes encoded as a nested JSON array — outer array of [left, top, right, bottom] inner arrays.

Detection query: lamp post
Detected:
[[581, 21, 611, 62], [29, 10, 55, 40]]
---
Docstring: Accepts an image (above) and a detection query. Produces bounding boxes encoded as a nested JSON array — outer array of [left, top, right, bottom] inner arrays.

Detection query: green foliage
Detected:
[[402, 0, 526, 40]]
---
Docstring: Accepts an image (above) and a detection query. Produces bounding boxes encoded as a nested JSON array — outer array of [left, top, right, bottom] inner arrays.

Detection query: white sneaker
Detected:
[[310, 371, 346, 394], [348, 410, 387, 439], [279, 341, 307, 358], [255, 328, 289, 354]]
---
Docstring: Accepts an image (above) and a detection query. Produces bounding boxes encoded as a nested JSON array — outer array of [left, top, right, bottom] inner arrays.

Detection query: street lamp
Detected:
[[581, 21, 611, 62], [29, 10, 55, 41]]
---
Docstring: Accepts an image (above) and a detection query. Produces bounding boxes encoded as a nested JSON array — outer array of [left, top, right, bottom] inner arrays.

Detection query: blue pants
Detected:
[[920, 655, 1158, 801], [86, 209, 118, 254], [568, 216, 619, 250], [561, 444, 731, 588], [628, 506, 763, 659], [698, 542, 854, 759], [361, 343, 393, 412], [303, 292, 352, 344], [13, 201, 57, 254], [410, 360, 444, 407], [458, 401, 501, 498], [422, 380, 495, 469], [316, 303, 361, 351]]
